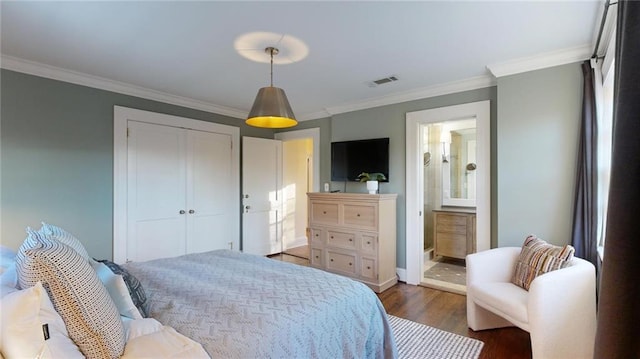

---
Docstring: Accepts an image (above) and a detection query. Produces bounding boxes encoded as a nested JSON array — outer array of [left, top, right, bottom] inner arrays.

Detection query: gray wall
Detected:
[[496, 63, 582, 246], [0, 69, 272, 259], [329, 88, 497, 269], [2, 62, 582, 270]]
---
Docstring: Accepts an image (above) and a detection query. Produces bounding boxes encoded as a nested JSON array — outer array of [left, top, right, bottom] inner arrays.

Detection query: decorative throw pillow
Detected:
[[91, 260, 143, 319], [97, 259, 149, 317], [15, 230, 126, 359], [0, 282, 84, 359], [512, 235, 575, 290], [40, 222, 91, 261]]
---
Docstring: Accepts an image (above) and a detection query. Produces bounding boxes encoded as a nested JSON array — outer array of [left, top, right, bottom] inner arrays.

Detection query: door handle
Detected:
[[245, 205, 251, 210], [179, 210, 185, 214], [189, 209, 195, 214]]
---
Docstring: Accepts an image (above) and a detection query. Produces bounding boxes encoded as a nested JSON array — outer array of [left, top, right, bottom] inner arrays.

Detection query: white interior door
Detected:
[[242, 137, 282, 256], [186, 130, 234, 253], [127, 121, 187, 262]]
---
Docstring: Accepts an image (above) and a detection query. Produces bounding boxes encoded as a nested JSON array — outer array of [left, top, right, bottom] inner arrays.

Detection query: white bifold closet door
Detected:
[[127, 121, 233, 262]]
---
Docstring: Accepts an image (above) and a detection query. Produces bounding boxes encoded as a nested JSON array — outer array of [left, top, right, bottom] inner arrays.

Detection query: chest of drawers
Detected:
[[307, 193, 397, 293], [433, 209, 476, 259]]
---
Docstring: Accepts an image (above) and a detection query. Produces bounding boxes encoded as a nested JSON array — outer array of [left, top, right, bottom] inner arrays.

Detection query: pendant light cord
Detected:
[[269, 48, 274, 87]]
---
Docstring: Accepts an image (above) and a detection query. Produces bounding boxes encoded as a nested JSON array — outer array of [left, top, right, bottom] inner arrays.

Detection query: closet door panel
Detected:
[[127, 121, 187, 261], [186, 130, 234, 253]]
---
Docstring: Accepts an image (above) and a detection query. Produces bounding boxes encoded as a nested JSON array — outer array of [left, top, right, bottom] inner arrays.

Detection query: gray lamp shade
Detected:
[[246, 86, 297, 128]]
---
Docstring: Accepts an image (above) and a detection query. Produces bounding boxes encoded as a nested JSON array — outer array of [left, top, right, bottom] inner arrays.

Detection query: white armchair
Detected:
[[466, 247, 596, 359]]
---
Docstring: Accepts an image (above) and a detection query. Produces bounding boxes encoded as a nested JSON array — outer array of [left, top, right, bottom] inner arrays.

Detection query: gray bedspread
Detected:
[[124, 250, 397, 358]]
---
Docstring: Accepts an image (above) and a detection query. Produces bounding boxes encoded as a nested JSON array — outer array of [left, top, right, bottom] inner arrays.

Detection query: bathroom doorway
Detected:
[[405, 101, 490, 289]]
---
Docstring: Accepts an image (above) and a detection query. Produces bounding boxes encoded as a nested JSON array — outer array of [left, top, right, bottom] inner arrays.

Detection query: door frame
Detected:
[[274, 128, 321, 193], [405, 101, 490, 285], [113, 106, 240, 263]]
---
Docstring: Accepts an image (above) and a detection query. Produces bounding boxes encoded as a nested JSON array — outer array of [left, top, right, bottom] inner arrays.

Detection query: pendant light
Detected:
[[246, 47, 297, 128]]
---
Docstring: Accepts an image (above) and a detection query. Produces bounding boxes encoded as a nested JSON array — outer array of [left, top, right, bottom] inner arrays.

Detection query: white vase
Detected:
[[366, 180, 378, 194]]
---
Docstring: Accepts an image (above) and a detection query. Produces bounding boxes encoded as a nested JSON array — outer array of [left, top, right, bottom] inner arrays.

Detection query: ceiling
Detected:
[[1, 1, 603, 121]]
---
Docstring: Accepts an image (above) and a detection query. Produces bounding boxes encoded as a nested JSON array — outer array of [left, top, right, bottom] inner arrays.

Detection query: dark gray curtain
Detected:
[[571, 60, 598, 268], [594, 1, 640, 358]]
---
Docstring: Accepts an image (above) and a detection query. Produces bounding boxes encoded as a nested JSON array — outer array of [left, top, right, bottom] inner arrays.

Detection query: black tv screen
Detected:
[[331, 138, 389, 182]]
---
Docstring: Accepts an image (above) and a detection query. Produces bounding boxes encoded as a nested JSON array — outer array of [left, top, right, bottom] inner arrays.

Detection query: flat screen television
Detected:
[[331, 138, 389, 182]]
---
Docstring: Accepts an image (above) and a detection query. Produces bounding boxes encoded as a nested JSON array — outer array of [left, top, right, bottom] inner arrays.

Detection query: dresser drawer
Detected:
[[327, 230, 356, 249], [360, 257, 377, 280], [360, 233, 377, 254], [310, 247, 323, 267], [343, 204, 377, 228], [310, 202, 339, 225], [435, 214, 468, 234], [327, 250, 357, 275], [308, 227, 324, 244], [435, 232, 468, 259]]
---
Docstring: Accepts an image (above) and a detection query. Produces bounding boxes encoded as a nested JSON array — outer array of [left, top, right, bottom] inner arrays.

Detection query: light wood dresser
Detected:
[[307, 192, 397, 293], [433, 208, 476, 259]]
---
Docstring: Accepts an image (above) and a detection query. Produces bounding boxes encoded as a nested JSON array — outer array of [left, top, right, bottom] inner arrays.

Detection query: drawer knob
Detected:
[[349, 262, 352, 266], [357, 213, 361, 217], [367, 266, 371, 270], [315, 255, 319, 259], [367, 241, 371, 244], [330, 259, 334, 262], [349, 238, 353, 242], [330, 236, 334, 239], [315, 233, 319, 237], [323, 211, 327, 214]]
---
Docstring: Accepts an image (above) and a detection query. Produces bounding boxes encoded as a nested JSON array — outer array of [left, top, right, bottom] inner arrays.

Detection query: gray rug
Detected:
[[389, 315, 483, 359]]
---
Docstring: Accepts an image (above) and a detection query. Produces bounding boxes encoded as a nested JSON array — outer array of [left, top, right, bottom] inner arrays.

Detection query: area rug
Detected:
[[389, 315, 483, 359]]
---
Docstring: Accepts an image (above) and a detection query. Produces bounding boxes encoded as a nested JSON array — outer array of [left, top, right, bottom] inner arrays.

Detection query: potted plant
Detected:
[[356, 172, 386, 194]]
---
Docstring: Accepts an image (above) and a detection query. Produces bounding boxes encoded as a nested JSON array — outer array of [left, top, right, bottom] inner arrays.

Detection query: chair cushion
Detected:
[[512, 235, 574, 290], [470, 282, 529, 327]]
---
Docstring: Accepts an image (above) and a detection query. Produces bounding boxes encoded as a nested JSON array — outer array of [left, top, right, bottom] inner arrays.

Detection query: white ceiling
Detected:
[[1, 1, 603, 121]]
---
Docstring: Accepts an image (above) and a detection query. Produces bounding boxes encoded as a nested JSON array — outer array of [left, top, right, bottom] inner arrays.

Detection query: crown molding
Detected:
[[1, 54, 247, 119], [323, 75, 496, 118], [487, 45, 591, 78]]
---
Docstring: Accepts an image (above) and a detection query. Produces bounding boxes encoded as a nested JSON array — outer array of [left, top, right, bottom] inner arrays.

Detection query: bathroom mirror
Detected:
[[442, 119, 477, 207]]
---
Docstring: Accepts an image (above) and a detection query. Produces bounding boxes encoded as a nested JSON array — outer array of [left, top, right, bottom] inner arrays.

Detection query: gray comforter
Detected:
[[124, 250, 397, 358]]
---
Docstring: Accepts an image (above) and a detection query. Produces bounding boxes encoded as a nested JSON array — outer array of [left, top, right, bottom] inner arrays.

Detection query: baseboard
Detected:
[[396, 268, 407, 283]]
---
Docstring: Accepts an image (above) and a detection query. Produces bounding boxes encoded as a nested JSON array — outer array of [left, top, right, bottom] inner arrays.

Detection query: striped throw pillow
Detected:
[[15, 229, 125, 359], [512, 235, 575, 290]]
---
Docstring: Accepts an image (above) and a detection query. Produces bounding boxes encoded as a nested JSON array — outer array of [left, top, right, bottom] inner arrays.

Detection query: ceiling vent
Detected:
[[367, 75, 399, 88]]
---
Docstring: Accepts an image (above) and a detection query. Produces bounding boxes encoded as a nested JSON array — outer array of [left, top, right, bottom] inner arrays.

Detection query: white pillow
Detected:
[[0, 264, 18, 298], [0, 282, 84, 359], [121, 323, 210, 359], [91, 261, 143, 319], [123, 317, 164, 340], [40, 222, 91, 261], [0, 246, 16, 275]]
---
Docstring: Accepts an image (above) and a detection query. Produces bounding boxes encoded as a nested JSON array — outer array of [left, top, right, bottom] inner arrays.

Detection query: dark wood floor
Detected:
[[270, 253, 532, 359]]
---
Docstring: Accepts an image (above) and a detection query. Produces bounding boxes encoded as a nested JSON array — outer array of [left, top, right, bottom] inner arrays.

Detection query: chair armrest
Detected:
[[466, 247, 521, 285], [528, 258, 597, 356], [529, 258, 596, 315]]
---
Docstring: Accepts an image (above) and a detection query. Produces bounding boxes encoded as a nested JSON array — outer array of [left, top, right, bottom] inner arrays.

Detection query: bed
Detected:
[[123, 249, 398, 358]]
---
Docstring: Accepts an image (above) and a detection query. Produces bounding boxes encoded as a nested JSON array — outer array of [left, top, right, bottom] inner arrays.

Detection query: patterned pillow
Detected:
[[98, 259, 149, 317], [40, 222, 91, 261], [15, 230, 125, 359], [512, 235, 575, 290]]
